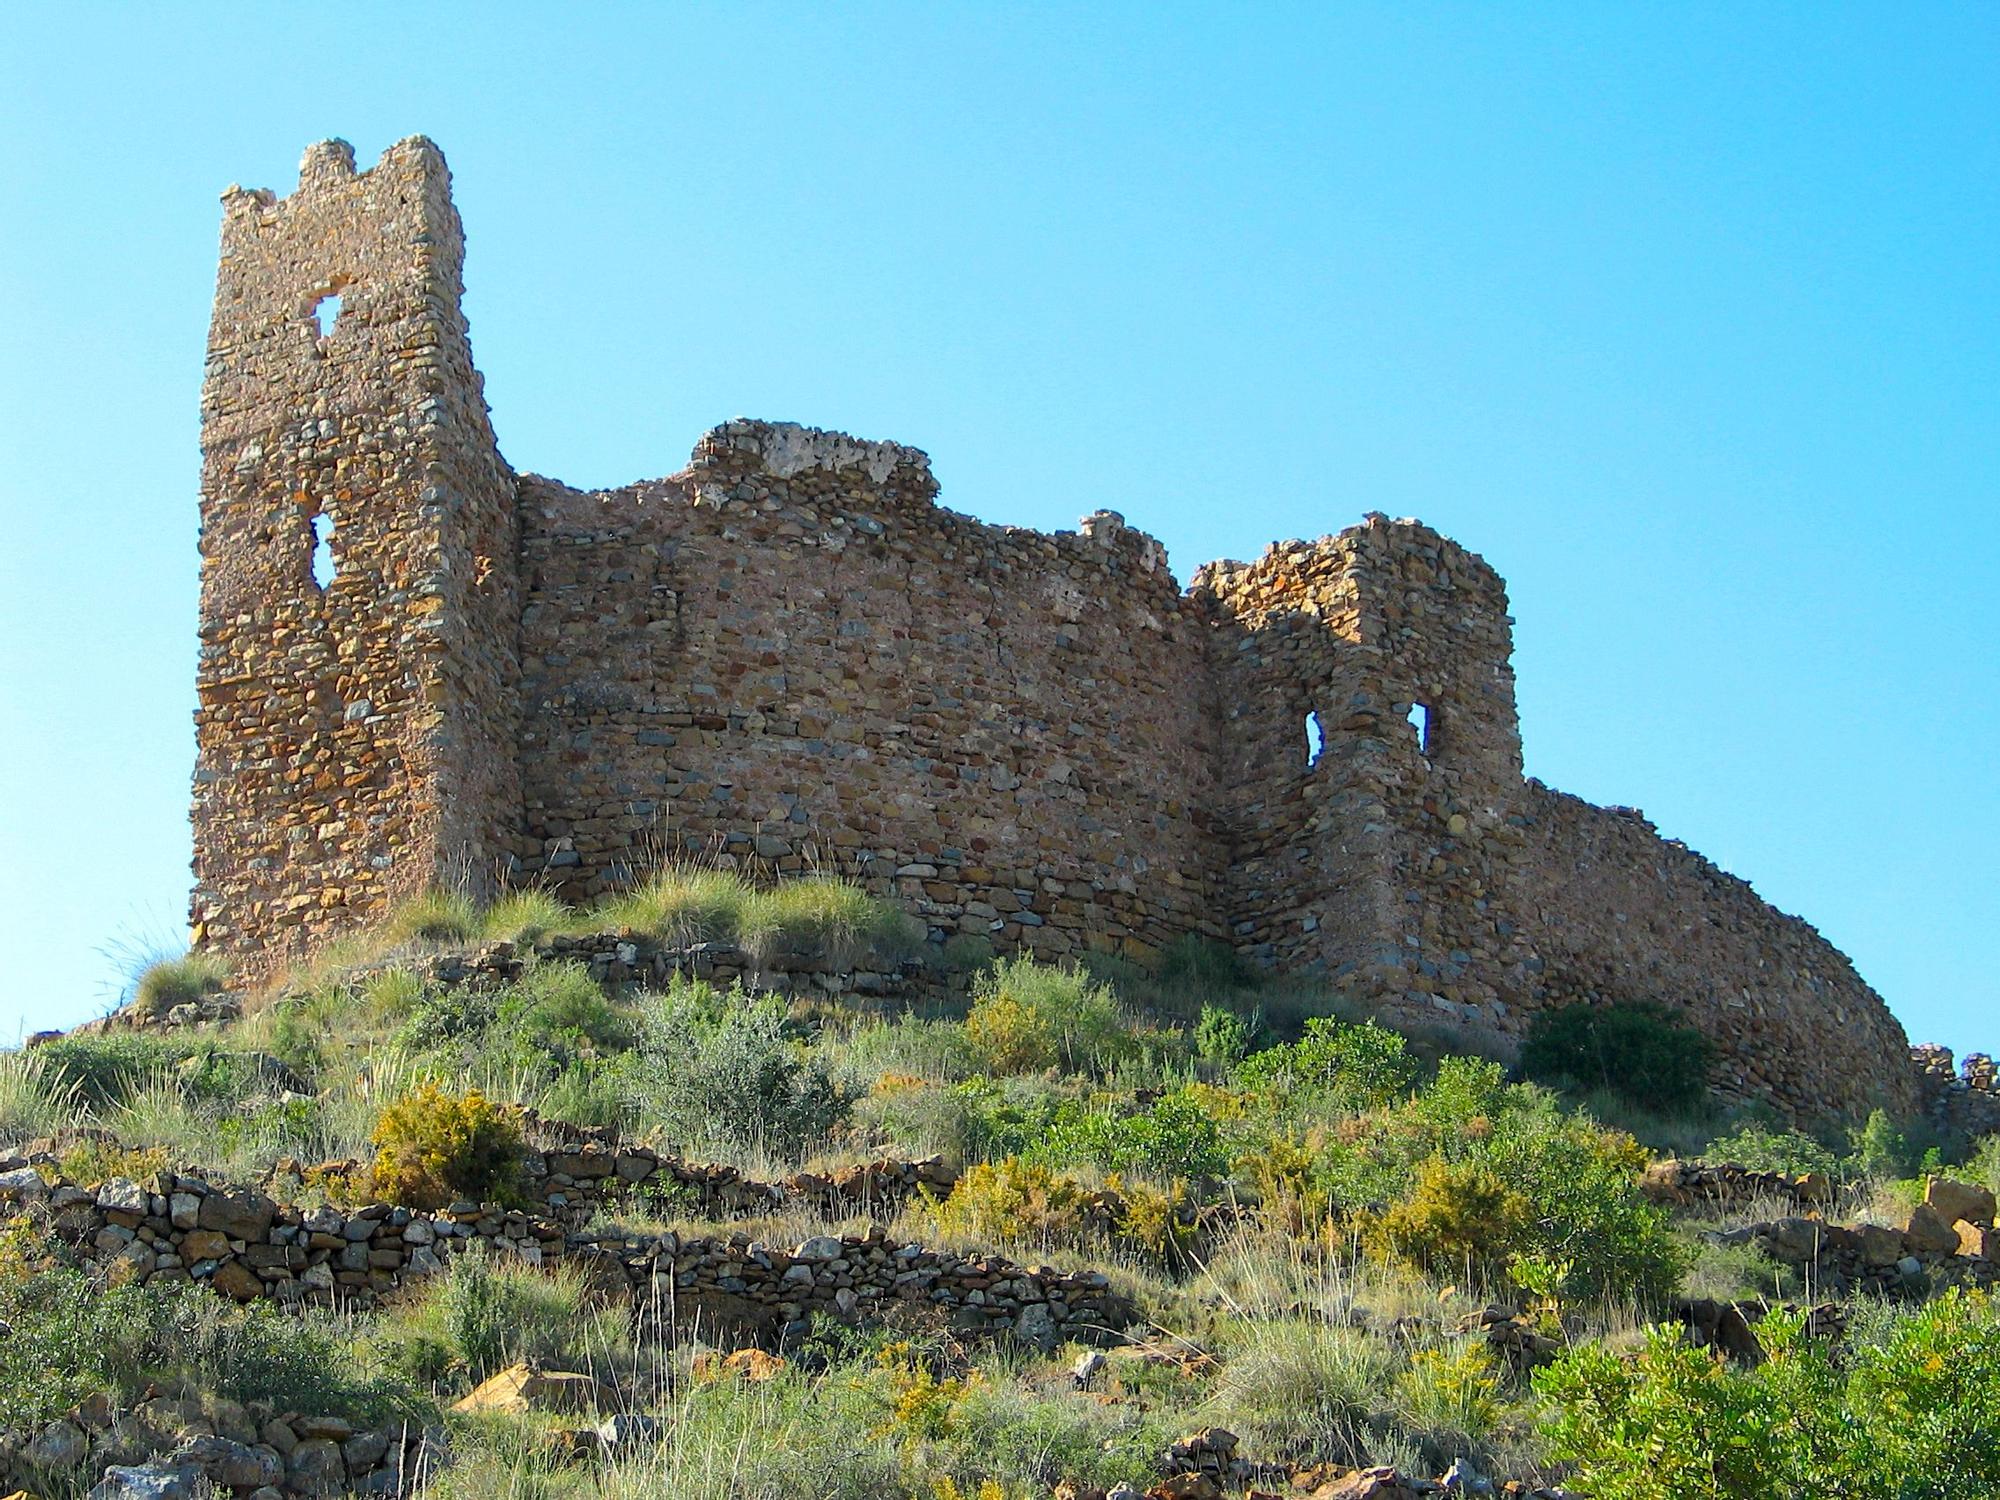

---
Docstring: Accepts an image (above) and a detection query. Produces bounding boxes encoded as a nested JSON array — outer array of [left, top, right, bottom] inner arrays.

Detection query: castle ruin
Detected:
[[191, 137, 1918, 1122]]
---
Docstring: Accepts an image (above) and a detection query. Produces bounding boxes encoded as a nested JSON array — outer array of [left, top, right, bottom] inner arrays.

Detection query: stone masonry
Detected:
[[191, 138, 1918, 1122]]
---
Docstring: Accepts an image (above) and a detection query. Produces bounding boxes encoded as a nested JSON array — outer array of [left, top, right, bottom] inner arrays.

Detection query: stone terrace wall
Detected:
[[0, 1163, 1136, 1353], [513, 419, 1225, 963]]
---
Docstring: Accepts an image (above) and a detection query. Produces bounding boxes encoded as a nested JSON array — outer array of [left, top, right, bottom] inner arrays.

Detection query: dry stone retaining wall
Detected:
[[189, 138, 1923, 1123], [0, 1159, 1135, 1354]]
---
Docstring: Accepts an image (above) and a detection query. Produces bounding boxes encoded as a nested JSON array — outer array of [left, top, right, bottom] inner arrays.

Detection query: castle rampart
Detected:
[[191, 139, 1920, 1122]]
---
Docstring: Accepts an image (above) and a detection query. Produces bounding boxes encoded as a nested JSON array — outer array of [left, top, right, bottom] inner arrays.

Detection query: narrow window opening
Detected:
[[311, 291, 343, 340], [1407, 702, 1434, 758], [310, 512, 336, 589], [1305, 711, 1326, 766]]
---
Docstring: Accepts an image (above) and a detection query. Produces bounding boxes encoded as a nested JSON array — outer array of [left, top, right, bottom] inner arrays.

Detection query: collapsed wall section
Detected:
[[513, 419, 1225, 960], [191, 139, 519, 979]]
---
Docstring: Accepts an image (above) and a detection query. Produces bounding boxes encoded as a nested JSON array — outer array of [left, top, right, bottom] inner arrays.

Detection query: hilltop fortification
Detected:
[[191, 138, 1917, 1121]]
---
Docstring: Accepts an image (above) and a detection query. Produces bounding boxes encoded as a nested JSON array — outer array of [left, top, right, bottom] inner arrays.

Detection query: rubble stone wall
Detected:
[[0, 1162, 1136, 1351], [188, 138, 1922, 1122], [514, 423, 1224, 962], [192, 137, 520, 982]]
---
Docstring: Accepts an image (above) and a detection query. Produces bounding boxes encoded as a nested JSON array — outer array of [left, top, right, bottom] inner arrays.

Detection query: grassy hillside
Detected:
[[3, 872, 1998, 1499]]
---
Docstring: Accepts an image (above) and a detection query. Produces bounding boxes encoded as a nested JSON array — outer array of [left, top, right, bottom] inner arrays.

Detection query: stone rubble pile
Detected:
[[1721, 1175, 1998, 1296], [0, 1395, 437, 1499], [1913, 1044, 2000, 1138], [1640, 1157, 1834, 1212]]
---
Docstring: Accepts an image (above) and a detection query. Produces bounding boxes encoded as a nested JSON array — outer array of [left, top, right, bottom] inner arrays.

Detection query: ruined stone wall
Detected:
[[513, 419, 1225, 961], [187, 138, 1924, 1122], [1194, 517, 1914, 1122], [192, 138, 518, 982]]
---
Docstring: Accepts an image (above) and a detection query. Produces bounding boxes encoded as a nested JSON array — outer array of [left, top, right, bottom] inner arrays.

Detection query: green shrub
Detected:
[[1519, 1000, 1712, 1114], [1701, 1121, 1843, 1179], [368, 1081, 525, 1209], [410, 1249, 600, 1382], [1535, 1290, 2000, 1498], [131, 951, 229, 1016], [939, 932, 996, 972], [32, 1032, 193, 1108], [388, 887, 482, 945], [1237, 1016, 1420, 1114], [1849, 1107, 1941, 1182], [1157, 934, 1261, 992], [1303, 1060, 1684, 1305], [1195, 1003, 1256, 1066], [0, 1265, 417, 1430], [1365, 1157, 1533, 1279], [929, 1157, 1091, 1246], [0, 1048, 86, 1143], [1040, 1086, 1231, 1179], [628, 979, 852, 1162], [964, 958, 1133, 1075], [594, 866, 750, 943]]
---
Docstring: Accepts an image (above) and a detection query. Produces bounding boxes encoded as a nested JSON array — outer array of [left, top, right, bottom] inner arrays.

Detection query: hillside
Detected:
[[3, 870, 1999, 1499]]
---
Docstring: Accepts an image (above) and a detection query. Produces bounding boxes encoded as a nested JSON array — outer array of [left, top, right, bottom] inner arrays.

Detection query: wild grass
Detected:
[[388, 888, 483, 946], [0, 1047, 87, 1144], [594, 868, 751, 945], [482, 888, 574, 945], [131, 951, 230, 1015]]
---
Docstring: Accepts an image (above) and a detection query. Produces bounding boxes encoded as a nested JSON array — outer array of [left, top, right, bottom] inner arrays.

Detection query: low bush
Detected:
[[736, 876, 923, 967], [964, 958, 1133, 1075], [1195, 1003, 1256, 1066], [0, 1047, 86, 1143], [481, 887, 573, 944], [31, 1032, 194, 1108], [368, 1081, 525, 1209], [1519, 1000, 1712, 1114], [1364, 1157, 1534, 1280], [929, 1157, 1091, 1249], [1040, 1086, 1232, 1179], [1700, 1121, 1844, 1179], [1237, 1016, 1421, 1115], [627, 979, 852, 1162], [594, 866, 751, 944], [1535, 1289, 2000, 1498], [0, 1265, 419, 1431], [383, 1249, 607, 1384]]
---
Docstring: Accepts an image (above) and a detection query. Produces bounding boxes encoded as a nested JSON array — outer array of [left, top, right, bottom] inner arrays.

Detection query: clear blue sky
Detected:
[[1, 5, 1993, 1051]]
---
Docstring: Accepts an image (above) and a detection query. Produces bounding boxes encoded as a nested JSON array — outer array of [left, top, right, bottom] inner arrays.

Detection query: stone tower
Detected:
[[190, 138, 520, 977]]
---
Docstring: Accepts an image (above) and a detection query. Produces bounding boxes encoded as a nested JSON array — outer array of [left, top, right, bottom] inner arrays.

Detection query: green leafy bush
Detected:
[[1519, 1000, 1712, 1113], [1536, 1290, 2000, 1499], [0, 1266, 417, 1430], [387, 887, 481, 945], [737, 876, 924, 966], [368, 1080, 525, 1209], [1195, 1003, 1256, 1066], [481, 887, 573, 944], [964, 958, 1133, 1075], [1237, 1016, 1420, 1114], [628, 979, 852, 1161], [1701, 1121, 1843, 1179], [1040, 1086, 1231, 1179]]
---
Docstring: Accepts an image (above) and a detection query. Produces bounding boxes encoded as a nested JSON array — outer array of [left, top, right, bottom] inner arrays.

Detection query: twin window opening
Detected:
[[1305, 701, 1436, 766]]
